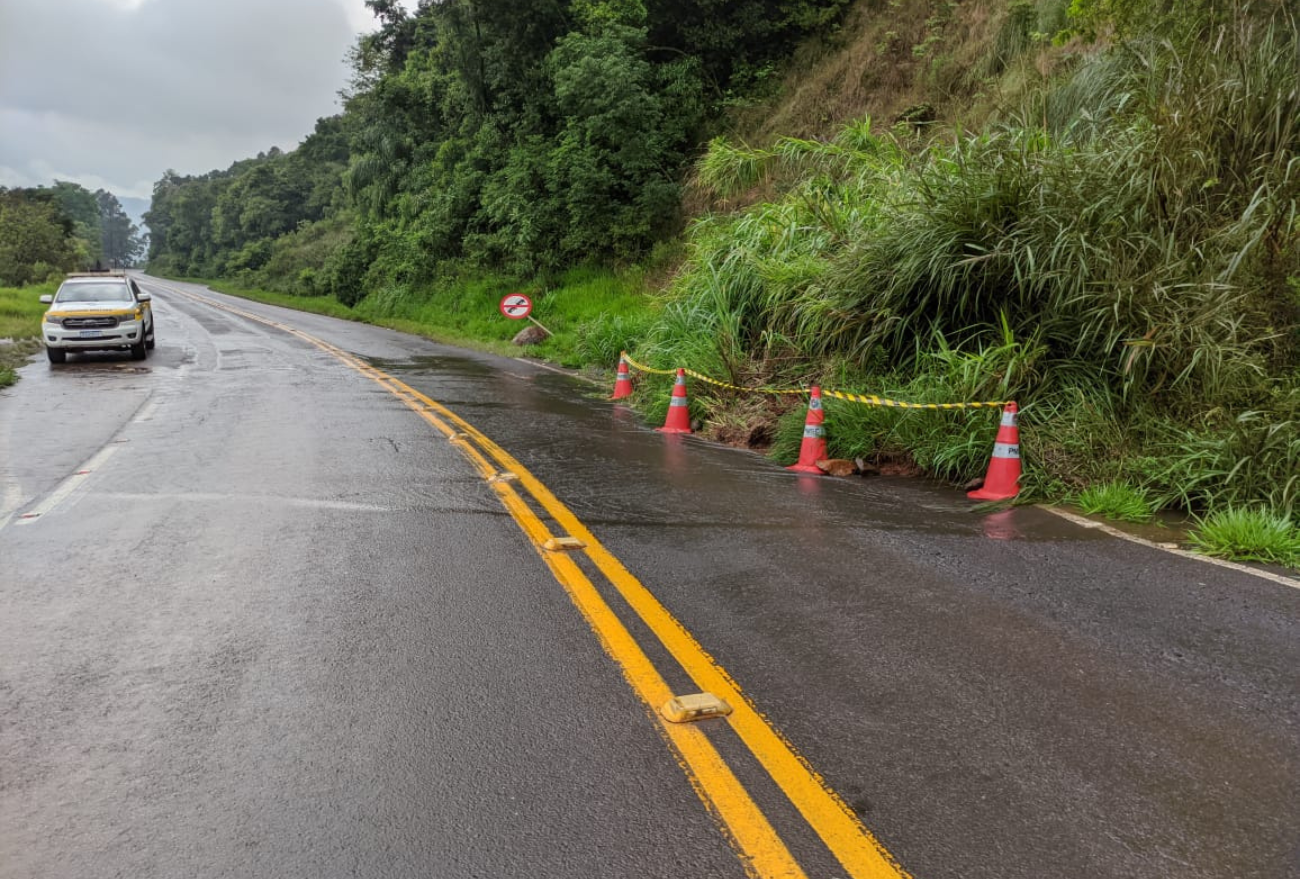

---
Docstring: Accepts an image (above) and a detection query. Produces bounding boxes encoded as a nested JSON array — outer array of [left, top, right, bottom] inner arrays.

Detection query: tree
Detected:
[[96, 190, 144, 268], [0, 189, 78, 285]]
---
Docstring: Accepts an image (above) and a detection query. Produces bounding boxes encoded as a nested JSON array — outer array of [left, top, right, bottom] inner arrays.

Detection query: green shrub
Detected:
[[1076, 481, 1155, 523], [1188, 508, 1300, 567]]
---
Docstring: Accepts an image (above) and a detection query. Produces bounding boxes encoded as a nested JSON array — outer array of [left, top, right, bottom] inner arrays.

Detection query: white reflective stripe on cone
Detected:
[[1001, 410, 1018, 428], [670, 397, 689, 406], [803, 425, 825, 437], [992, 442, 1020, 458]]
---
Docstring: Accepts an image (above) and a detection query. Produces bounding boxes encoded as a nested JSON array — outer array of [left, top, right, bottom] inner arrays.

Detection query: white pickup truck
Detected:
[[40, 273, 155, 363]]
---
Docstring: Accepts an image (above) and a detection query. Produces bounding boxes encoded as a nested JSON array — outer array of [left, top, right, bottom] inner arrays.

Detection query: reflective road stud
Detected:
[[787, 386, 829, 474], [657, 368, 693, 434], [662, 693, 734, 723], [968, 402, 1022, 501]]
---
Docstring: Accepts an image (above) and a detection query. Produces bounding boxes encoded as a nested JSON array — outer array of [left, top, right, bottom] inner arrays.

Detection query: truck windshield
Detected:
[[56, 283, 133, 303]]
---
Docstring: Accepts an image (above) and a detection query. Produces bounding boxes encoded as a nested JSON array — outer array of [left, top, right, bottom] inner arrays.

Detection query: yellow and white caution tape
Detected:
[[682, 368, 806, 396], [821, 390, 1008, 410], [620, 352, 678, 376], [621, 352, 805, 396], [621, 352, 1009, 410]]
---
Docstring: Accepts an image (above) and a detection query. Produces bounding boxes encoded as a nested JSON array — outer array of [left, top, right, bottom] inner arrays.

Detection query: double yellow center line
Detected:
[[153, 281, 911, 879]]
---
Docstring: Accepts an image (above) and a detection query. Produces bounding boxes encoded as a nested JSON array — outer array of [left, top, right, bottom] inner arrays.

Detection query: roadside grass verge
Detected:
[[184, 280, 359, 321], [0, 282, 54, 387], [1188, 508, 1300, 569], [177, 266, 657, 370]]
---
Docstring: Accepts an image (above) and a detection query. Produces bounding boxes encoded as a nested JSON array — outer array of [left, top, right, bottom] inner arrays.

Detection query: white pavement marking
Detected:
[[2, 376, 165, 533], [12, 445, 119, 526], [1042, 505, 1300, 590], [133, 398, 160, 422], [514, 357, 601, 385]]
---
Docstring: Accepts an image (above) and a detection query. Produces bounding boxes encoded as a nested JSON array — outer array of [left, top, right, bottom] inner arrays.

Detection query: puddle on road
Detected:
[[370, 355, 497, 378], [362, 352, 1130, 546], [52, 362, 152, 377]]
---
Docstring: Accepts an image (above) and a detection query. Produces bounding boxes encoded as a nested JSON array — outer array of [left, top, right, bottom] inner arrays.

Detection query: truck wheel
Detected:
[[130, 336, 147, 361], [46, 346, 67, 364]]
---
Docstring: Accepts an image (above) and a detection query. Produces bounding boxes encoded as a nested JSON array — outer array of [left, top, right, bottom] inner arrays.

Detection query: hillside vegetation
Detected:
[[145, 0, 1298, 535]]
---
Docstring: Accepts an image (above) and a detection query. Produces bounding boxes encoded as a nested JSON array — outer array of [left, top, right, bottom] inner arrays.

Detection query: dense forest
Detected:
[[0, 183, 144, 285], [145, 0, 1298, 552], [145, 0, 850, 295]]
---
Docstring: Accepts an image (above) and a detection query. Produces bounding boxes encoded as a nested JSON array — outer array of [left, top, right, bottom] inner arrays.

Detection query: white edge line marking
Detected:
[[1041, 505, 1300, 590], [4, 384, 160, 532], [133, 398, 160, 422], [514, 357, 602, 385], [14, 445, 119, 525]]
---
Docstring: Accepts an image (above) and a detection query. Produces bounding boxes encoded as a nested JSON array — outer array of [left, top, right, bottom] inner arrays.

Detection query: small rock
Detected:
[[512, 325, 550, 346], [816, 458, 858, 477], [962, 477, 985, 492], [854, 457, 880, 477]]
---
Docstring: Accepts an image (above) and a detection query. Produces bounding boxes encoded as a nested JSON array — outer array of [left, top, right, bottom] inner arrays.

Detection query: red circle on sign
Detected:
[[499, 293, 533, 319]]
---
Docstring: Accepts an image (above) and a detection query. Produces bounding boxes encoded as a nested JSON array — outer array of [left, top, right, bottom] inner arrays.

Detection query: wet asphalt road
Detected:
[[1, 277, 1297, 879]]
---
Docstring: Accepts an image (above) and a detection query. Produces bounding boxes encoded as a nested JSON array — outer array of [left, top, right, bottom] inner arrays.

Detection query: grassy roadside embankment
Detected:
[[0, 282, 53, 388], [179, 264, 657, 371]]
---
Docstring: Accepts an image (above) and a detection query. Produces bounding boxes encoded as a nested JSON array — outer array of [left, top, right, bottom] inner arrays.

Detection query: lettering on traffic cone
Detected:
[[787, 386, 828, 474], [657, 368, 692, 434], [610, 354, 633, 400], [968, 402, 1021, 501]]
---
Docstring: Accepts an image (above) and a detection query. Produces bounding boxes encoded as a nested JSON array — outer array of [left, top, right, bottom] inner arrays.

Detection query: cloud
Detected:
[[0, 0, 376, 198]]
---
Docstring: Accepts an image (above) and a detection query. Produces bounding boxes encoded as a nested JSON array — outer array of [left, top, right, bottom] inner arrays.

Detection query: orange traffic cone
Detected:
[[968, 402, 1021, 501], [611, 354, 633, 400], [657, 369, 692, 433], [787, 386, 828, 474]]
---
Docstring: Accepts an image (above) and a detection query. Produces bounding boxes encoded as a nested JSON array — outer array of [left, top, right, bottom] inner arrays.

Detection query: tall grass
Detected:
[[641, 15, 1299, 515]]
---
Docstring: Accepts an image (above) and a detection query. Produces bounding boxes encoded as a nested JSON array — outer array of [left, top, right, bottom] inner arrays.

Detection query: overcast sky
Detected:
[[0, 0, 389, 201]]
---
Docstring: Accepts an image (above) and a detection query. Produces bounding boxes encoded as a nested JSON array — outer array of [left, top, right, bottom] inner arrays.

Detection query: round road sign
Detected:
[[499, 293, 533, 319]]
